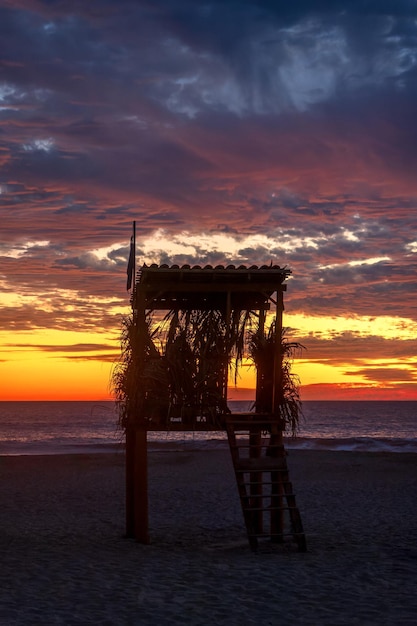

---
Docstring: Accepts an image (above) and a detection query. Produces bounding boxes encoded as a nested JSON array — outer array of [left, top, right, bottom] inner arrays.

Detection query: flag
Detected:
[[126, 235, 135, 290]]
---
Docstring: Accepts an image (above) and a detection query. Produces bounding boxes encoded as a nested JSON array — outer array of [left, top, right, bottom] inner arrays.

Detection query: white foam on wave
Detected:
[[285, 436, 417, 453]]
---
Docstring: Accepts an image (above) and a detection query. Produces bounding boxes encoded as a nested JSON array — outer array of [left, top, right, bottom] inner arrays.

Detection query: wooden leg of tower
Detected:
[[281, 467, 307, 552], [134, 429, 150, 544], [270, 471, 285, 543], [125, 427, 135, 538], [249, 428, 263, 536], [269, 431, 285, 543]]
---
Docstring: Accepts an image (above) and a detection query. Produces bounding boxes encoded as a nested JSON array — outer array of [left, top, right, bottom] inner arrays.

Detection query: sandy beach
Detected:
[[1, 447, 416, 625]]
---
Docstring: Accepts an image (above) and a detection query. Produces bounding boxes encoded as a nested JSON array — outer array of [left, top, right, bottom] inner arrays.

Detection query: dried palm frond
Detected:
[[112, 312, 170, 428], [112, 306, 304, 434], [248, 321, 304, 435]]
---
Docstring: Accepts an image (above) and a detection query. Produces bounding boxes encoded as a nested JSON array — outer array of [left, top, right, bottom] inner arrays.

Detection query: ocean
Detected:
[[0, 400, 416, 456]]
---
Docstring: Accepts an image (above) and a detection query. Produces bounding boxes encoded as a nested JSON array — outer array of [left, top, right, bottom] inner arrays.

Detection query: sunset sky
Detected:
[[1, 0, 417, 401]]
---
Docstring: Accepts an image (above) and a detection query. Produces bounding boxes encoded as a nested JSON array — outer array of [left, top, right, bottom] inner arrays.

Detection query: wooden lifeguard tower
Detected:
[[116, 259, 306, 551]]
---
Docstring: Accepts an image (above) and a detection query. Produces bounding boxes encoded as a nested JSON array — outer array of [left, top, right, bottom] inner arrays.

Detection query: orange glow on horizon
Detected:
[[1, 313, 417, 401], [0, 357, 115, 401], [300, 384, 417, 401]]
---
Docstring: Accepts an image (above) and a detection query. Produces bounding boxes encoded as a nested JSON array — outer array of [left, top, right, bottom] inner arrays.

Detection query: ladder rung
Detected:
[[235, 469, 287, 476], [243, 481, 291, 486], [229, 444, 286, 452], [234, 462, 287, 468], [230, 442, 281, 447], [227, 424, 280, 430], [242, 493, 295, 499], [227, 420, 275, 431], [241, 486, 287, 492], [248, 531, 305, 538], [235, 458, 287, 464], [235, 468, 288, 476], [242, 505, 297, 513]]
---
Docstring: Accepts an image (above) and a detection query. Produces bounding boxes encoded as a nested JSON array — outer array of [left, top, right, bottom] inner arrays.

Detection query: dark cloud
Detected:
[[0, 0, 416, 388], [344, 367, 415, 382], [62, 353, 118, 362], [7, 342, 114, 352], [292, 333, 417, 363]]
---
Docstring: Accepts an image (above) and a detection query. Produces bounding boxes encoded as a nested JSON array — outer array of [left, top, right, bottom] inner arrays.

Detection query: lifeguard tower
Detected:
[[116, 256, 306, 551]]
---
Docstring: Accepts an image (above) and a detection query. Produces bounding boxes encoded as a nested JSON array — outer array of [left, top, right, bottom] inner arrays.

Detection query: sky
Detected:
[[1, 0, 417, 401]]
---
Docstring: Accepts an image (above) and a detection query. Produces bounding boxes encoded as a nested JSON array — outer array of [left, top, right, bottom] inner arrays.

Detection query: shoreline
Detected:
[[1, 449, 417, 624], [2, 445, 417, 456], [1, 433, 417, 457]]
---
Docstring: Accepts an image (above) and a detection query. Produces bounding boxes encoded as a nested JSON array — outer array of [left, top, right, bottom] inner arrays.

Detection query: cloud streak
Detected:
[[1, 0, 417, 398]]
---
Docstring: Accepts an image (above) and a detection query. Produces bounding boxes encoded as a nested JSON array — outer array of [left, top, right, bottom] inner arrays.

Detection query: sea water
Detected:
[[0, 400, 416, 455]]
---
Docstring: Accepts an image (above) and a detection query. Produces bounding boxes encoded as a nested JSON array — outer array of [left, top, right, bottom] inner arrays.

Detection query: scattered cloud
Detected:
[[1, 0, 417, 398]]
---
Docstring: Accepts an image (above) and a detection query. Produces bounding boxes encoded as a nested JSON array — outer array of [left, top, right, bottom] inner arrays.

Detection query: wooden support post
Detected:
[[134, 428, 150, 544], [271, 288, 285, 540], [249, 427, 263, 535], [126, 427, 150, 543], [272, 287, 284, 420], [125, 427, 135, 538], [255, 308, 266, 413], [126, 284, 150, 543], [224, 290, 232, 403], [269, 425, 285, 543]]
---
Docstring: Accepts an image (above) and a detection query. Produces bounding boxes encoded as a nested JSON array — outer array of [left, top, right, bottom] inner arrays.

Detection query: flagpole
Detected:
[[132, 220, 136, 300]]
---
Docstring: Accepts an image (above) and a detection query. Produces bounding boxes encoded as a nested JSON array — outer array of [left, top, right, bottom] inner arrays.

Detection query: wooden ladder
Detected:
[[226, 416, 307, 552]]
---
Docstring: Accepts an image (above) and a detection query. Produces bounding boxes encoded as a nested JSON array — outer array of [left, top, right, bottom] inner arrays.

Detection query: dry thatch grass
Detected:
[[249, 321, 304, 436], [112, 308, 303, 433]]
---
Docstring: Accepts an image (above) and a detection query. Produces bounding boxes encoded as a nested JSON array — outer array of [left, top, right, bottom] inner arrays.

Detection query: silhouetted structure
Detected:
[[116, 263, 306, 551]]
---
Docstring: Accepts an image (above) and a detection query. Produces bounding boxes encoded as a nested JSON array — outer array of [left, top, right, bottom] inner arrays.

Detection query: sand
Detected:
[[1, 447, 416, 625]]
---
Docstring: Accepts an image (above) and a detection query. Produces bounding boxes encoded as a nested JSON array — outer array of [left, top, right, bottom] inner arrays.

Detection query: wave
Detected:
[[1, 436, 417, 456], [148, 435, 417, 454], [0, 441, 125, 456], [285, 436, 417, 454]]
